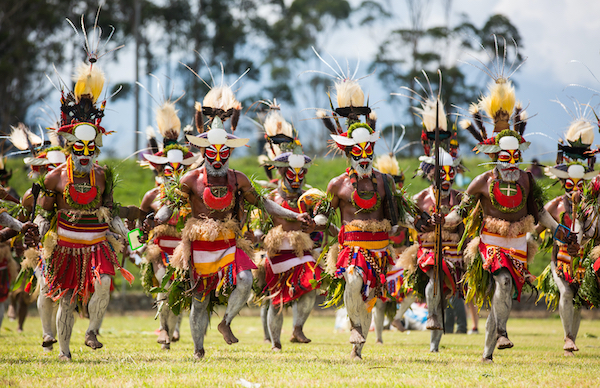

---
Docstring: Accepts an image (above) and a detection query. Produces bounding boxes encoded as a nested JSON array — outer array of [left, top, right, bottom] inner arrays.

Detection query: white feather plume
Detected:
[[566, 118, 594, 145], [413, 98, 447, 132], [9, 123, 42, 151], [335, 79, 364, 108], [155, 101, 181, 140], [203, 85, 241, 111], [263, 110, 293, 138]]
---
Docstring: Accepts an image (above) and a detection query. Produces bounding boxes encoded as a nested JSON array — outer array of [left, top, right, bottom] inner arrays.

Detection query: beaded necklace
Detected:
[[347, 168, 381, 212]]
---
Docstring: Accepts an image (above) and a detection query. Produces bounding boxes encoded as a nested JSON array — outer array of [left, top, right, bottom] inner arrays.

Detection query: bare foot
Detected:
[[564, 350, 574, 357], [376, 339, 383, 345], [481, 356, 493, 364], [272, 342, 282, 352], [84, 331, 103, 350], [161, 343, 170, 350], [496, 336, 514, 349], [290, 326, 311, 343], [426, 315, 442, 331], [349, 327, 365, 345], [42, 334, 57, 348], [171, 330, 180, 343], [58, 352, 72, 362], [350, 347, 362, 361], [157, 329, 170, 345], [218, 319, 239, 345], [193, 348, 205, 360], [391, 319, 406, 332], [564, 337, 579, 352], [43, 345, 53, 353]]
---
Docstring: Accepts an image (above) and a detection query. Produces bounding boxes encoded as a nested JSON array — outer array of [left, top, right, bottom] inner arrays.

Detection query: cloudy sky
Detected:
[[91, 0, 600, 162]]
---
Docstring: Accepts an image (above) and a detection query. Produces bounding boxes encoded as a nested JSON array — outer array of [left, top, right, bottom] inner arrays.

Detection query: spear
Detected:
[[433, 98, 446, 333]]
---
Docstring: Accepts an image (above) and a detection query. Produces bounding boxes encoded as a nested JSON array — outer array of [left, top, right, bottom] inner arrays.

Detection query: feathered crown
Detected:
[[309, 50, 378, 153], [8, 123, 66, 177], [143, 101, 199, 169], [459, 36, 529, 158], [546, 100, 597, 181], [56, 11, 123, 148]]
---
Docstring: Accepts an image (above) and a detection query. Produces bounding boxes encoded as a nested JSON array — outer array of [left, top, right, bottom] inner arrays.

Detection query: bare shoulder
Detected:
[[327, 172, 349, 194], [544, 195, 562, 212], [466, 170, 492, 194], [181, 168, 200, 186], [44, 164, 65, 191]]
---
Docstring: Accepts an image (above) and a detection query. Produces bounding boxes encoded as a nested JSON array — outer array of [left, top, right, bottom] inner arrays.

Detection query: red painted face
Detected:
[[205, 144, 230, 169], [285, 167, 306, 189], [163, 162, 185, 178], [497, 149, 521, 164], [350, 142, 374, 159]]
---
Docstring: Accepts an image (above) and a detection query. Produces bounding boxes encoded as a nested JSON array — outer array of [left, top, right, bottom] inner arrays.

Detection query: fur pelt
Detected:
[[107, 234, 124, 254], [464, 237, 481, 266], [171, 216, 253, 271], [42, 231, 58, 260], [252, 251, 267, 291], [482, 214, 535, 238], [345, 219, 392, 233], [143, 244, 163, 266], [151, 224, 181, 239], [263, 225, 314, 259], [590, 245, 600, 262], [527, 238, 538, 263], [58, 207, 112, 224], [397, 242, 419, 276], [419, 230, 460, 243], [326, 243, 339, 276], [21, 248, 40, 270]]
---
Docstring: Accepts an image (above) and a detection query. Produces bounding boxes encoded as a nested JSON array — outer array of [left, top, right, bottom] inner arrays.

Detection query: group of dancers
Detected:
[[1, 16, 600, 365]]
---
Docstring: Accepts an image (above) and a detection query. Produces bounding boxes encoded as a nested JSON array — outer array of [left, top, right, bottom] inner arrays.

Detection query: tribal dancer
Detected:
[[535, 111, 597, 356], [443, 45, 575, 362], [316, 73, 415, 360], [38, 35, 133, 360], [401, 87, 466, 351], [7, 124, 66, 348], [371, 136, 415, 343], [140, 99, 198, 350], [159, 81, 312, 359], [257, 105, 322, 351]]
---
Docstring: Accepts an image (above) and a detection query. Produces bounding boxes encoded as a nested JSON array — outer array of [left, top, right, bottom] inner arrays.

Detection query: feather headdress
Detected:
[[307, 49, 378, 153], [459, 36, 529, 158]]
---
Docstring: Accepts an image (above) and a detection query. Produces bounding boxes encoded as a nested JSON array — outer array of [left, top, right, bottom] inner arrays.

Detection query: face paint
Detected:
[[564, 178, 584, 193], [163, 162, 184, 178], [285, 167, 306, 190], [349, 142, 374, 178], [439, 166, 456, 192], [205, 144, 230, 171], [497, 149, 521, 165]]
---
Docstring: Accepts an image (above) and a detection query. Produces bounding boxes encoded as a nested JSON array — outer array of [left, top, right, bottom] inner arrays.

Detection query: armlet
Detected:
[[457, 193, 477, 219]]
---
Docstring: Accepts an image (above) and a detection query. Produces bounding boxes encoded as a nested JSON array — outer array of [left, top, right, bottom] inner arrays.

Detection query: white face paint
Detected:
[[496, 163, 521, 183]]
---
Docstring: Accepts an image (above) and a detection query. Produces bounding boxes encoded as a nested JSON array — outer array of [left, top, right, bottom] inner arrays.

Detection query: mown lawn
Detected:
[[2, 312, 600, 387]]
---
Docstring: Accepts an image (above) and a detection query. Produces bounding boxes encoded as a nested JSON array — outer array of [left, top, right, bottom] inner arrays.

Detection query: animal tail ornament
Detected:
[[9, 123, 43, 152], [195, 85, 242, 133]]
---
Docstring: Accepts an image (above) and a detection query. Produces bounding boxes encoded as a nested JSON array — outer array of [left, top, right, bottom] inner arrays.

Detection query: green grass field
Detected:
[[2, 312, 600, 387]]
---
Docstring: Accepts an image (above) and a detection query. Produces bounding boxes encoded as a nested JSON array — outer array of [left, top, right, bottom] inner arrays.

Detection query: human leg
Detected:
[[218, 269, 253, 345], [267, 301, 284, 351], [551, 262, 578, 353], [425, 270, 443, 330], [291, 290, 316, 343], [56, 291, 77, 360], [189, 292, 210, 359], [343, 270, 369, 360], [373, 299, 385, 344], [492, 269, 513, 349], [86, 274, 112, 349], [38, 274, 57, 350], [261, 302, 270, 342], [454, 296, 467, 333]]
